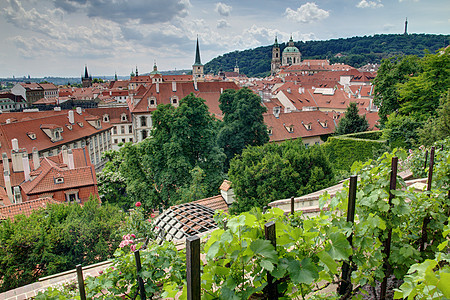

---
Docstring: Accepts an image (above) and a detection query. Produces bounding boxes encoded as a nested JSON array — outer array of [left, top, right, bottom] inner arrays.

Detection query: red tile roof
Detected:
[[192, 195, 229, 213], [0, 197, 59, 221], [264, 110, 335, 142], [85, 107, 131, 124], [0, 110, 112, 156]]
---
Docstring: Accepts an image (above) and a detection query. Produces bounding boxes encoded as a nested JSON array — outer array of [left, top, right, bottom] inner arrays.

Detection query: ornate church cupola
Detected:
[[192, 36, 204, 80], [282, 35, 301, 66], [135, 66, 139, 77]]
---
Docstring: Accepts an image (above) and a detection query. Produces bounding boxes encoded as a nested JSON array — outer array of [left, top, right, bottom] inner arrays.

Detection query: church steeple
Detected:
[[404, 17, 408, 35], [84, 65, 89, 79], [135, 66, 139, 77], [271, 36, 281, 76], [114, 72, 118, 81], [81, 65, 92, 88], [192, 36, 204, 80]]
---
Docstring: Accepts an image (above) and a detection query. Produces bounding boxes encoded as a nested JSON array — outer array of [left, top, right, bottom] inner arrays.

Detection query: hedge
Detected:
[[322, 130, 386, 173]]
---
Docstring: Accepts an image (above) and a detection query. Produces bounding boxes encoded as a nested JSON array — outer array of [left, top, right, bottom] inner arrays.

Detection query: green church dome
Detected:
[[283, 46, 300, 53]]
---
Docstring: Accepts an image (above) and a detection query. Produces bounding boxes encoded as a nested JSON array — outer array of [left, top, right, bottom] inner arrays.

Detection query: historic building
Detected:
[[271, 37, 281, 75], [82, 65, 93, 88], [282, 36, 301, 66], [192, 37, 205, 81], [271, 36, 302, 75]]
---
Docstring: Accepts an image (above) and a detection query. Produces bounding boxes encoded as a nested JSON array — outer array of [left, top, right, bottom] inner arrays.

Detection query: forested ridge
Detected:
[[205, 33, 449, 77]]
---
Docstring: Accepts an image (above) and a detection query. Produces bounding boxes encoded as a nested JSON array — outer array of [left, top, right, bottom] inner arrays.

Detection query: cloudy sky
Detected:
[[0, 0, 448, 78]]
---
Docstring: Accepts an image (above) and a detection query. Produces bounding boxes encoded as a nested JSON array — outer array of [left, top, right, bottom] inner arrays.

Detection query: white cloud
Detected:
[[285, 2, 329, 23], [215, 2, 232, 16], [356, 0, 384, 8], [217, 19, 230, 28]]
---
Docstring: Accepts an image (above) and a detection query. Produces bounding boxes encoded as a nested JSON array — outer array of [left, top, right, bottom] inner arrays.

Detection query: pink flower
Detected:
[[409, 149, 413, 154], [135, 202, 142, 207], [99, 270, 103, 275], [131, 234, 136, 238], [150, 213, 156, 218], [130, 244, 136, 252]]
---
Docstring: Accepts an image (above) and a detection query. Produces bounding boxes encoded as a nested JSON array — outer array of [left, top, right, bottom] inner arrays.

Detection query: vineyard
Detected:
[[37, 140, 450, 299]]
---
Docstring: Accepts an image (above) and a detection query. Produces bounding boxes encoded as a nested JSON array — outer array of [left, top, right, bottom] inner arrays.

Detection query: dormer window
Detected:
[[285, 124, 294, 133], [121, 113, 127, 122], [318, 120, 328, 128], [103, 114, 110, 122], [27, 132, 36, 140], [267, 127, 273, 135], [148, 97, 157, 107], [78, 122, 84, 127], [66, 124, 73, 130], [54, 177, 64, 184], [302, 122, 312, 130]]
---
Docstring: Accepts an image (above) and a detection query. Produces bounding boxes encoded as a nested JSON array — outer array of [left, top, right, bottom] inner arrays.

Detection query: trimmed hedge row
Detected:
[[322, 130, 386, 173]]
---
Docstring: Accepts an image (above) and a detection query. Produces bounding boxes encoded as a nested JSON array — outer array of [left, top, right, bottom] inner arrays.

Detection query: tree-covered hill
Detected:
[[205, 34, 449, 77]]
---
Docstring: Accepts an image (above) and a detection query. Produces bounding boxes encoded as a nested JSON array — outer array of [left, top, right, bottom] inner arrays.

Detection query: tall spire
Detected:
[[274, 35, 279, 47], [135, 66, 139, 77], [84, 65, 89, 79], [194, 36, 202, 66], [114, 71, 118, 81], [404, 17, 408, 35]]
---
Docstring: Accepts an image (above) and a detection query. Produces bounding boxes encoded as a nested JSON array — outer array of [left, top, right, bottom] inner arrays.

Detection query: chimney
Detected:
[[12, 138, 19, 151], [220, 88, 223, 94], [156, 82, 160, 94], [109, 90, 112, 96], [68, 110, 75, 124], [220, 180, 234, 205], [172, 81, 177, 92], [194, 78, 198, 90], [6, 119, 10, 124], [76, 107, 82, 114], [32, 147, 40, 170], [2, 153, 13, 201], [68, 149, 75, 170], [62, 146, 69, 165], [54, 107, 61, 111], [22, 151, 31, 181]]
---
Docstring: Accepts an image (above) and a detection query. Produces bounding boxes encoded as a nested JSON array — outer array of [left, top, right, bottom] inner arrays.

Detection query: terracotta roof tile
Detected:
[[0, 197, 59, 221]]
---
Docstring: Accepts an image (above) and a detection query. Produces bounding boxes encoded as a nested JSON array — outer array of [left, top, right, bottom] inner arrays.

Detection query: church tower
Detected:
[[192, 37, 204, 81], [404, 17, 408, 35], [234, 60, 240, 74], [81, 65, 92, 88], [271, 36, 281, 75]]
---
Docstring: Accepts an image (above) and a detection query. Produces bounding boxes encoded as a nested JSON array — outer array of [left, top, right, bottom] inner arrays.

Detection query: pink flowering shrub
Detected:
[[118, 203, 158, 246]]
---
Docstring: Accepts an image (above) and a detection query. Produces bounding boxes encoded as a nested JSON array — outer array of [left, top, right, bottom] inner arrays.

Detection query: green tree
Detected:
[[335, 102, 369, 135], [0, 199, 123, 292], [417, 91, 450, 145], [382, 113, 421, 149], [398, 47, 450, 118], [228, 139, 334, 214], [372, 55, 423, 124], [218, 88, 269, 169]]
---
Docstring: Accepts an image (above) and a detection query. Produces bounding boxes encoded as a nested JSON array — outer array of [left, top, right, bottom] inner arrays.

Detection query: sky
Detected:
[[0, 0, 448, 78]]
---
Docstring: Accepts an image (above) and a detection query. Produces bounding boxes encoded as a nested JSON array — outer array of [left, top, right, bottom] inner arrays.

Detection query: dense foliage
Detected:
[[322, 131, 386, 178], [205, 34, 449, 77], [228, 139, 334, 214], [0, 199, 123, 292], [374, 47, 449, 148], [37, 142, 450, 299], [335, 102, 369, 135], [218, 87, 269, 169]]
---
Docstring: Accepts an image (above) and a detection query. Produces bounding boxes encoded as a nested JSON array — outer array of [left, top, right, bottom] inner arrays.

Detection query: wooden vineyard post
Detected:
[[76, 264, 87, 300], [424, 150, 429, 170], [134, 250, 146, 300], [338, 175, 357, 297], [420, 146, 435, 253], [290, 196, 295, 215], [265, 221, 278, 300], [187, 235, 201, 300], [380, 156, 398, 300]]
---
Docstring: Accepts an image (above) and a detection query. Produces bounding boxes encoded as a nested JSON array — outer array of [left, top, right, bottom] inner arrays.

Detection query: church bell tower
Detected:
[[271, 36, 281, 76]]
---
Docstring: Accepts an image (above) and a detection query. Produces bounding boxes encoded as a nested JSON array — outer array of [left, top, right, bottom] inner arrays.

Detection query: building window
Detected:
[[121, 126, 125, 134], [129, 138, 133, 142], [114, 139, 118, 144], [128, 125, 133, 134], [142, 130, 148, 140], [55, 177, 64, 184], [140, 116, 147, 127], [27, 132, 36, 140], [66, 192, 79, 203], [121, 114, 127, 122], [103, 115, 109, 122]]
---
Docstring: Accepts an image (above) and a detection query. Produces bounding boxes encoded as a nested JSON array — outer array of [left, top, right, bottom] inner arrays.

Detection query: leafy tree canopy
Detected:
[[228, 139, 334, 214], [0, 199, 123, 292], [218, 88, 269, 169], [335, 102, 369, 135]]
